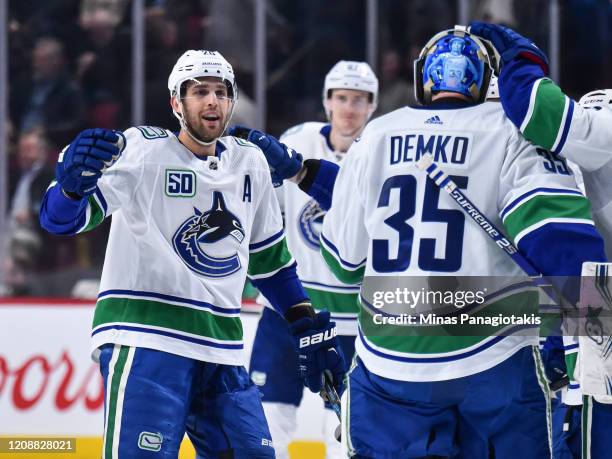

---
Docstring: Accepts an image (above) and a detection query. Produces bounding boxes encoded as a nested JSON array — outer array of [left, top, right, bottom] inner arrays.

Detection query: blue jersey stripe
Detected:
[[98, 289, 241, 315], [358, 328, 536, 363], [249, 229, 284, 251], [552, 99, 574, 155], [92, 324, 244, 349], [320, 233, 366, 269], [94, 187, 108, 214], [500, 187, 584, 220]]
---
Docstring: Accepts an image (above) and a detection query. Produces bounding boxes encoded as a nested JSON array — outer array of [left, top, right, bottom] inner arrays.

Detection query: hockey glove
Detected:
[[285, 304, 346, 394], [541, 336, 569, 391], [56, 128, 122, 197], [228, 125, 303, 186], [469, 21, 549, 74]]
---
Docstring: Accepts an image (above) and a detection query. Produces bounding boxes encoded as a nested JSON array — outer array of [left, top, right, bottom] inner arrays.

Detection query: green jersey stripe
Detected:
[[360, 290, 538, 355], [565, 350, 578, 382], [522, 78, 568, 150], [320, 244, 365, 285], [503, 194, 593, 242], [247, 238, 293, 277], [305, 287, 359, 314], [104, 345, 130, 459], [82, 193, 106, 233], [93, 297, 243, 341]]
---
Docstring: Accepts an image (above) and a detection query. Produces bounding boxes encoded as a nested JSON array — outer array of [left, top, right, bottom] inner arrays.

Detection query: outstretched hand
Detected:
[[228, 125, 303, 186], [469, 21, 549, 74], [56, 128, 123, 197]]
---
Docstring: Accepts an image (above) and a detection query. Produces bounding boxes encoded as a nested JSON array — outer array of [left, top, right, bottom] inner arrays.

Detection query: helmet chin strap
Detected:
[[173, 99, 236, 147]]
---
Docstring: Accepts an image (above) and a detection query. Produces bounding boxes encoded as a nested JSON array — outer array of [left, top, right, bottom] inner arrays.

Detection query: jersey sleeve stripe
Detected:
[[248, 259, 296, 280], [552, 98, 574, 155], [249, 228, 285, 252], [94, 187, 109, 214], [300, 280, 361, 293], [514, 218, 595, 246], [519, 78, 543, 133], [521, 78, 568, 150], [320, 233, 367, 269], [503, 193, 593, 241], [500, 188, 584, 221], [247, 238, 294, 278], [80, 192, 107, 233], [320, 244, 365, 285], [305, 287, 360, 314]]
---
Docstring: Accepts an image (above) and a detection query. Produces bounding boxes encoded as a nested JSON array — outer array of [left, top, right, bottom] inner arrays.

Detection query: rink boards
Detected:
[[0, 298, 327, 459]]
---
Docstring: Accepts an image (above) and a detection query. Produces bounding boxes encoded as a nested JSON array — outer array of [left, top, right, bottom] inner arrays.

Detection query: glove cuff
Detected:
[[297, 159, 321, 193], [61, 188, 84, 201], [285, 302, 316, 323]]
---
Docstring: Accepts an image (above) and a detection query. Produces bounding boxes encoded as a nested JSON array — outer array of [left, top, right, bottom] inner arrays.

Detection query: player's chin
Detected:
[[199, 123, 224, 141], [339, 123, 363, 138]]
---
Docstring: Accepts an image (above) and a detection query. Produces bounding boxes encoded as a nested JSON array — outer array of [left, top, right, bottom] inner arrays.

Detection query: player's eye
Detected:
[[192, 88, 208, 97]]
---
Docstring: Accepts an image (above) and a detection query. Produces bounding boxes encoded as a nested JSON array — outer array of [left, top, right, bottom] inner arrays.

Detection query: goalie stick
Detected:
[[416, 154, 576, 390], [416, 153, 545, 280]]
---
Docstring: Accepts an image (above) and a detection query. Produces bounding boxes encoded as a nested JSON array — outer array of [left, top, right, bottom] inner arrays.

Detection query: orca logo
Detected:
[[298, 199, 326, 249], [173, 191, 245, 277]]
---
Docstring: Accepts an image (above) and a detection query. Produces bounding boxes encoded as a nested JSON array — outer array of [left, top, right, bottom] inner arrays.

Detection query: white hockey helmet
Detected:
[[168, 50, 237, 99], [168, 50, 237, 146], [323, 60, 379, 119], [579, 89, 612, 111]]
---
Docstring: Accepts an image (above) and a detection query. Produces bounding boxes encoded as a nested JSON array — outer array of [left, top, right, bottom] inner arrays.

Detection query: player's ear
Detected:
[[170, 95, 182, 114]]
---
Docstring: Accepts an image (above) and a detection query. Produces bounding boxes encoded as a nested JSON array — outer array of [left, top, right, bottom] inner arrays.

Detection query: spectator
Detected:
[[10, 36, 85, 148], [5, 129, 56, 294], [77, 8, 130, 128], [376, 49, 414, 115]]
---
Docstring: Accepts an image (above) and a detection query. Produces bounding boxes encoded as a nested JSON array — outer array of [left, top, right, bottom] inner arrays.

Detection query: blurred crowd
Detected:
[[1, 0, 610, 296]]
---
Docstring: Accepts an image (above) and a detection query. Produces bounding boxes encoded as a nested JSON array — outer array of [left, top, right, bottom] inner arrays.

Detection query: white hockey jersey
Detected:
[[510, 79, 612, 398], [276, 122, 359, 335], [56, 127, 291, 365], [517, 79, 612, 258], [321, 102, 597, 382]]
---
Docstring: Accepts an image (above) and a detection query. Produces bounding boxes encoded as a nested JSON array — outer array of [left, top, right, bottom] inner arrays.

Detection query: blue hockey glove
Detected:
[[285, 304, 346, 394], [469, 21, 549, 74], [56, 128, 122, 197], [541, 336, 569, 391], [228, 125, 303, 186]]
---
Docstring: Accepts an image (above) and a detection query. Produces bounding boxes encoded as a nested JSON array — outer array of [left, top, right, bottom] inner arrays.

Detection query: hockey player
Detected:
[[39, 50, 344, 459], [236, 61, 378, 458], [469, 21, 612, 459], [239, 27, 607, 457]]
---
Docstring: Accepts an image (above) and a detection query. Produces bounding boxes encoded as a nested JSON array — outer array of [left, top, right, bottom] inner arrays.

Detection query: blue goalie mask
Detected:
[[414, 26, 498, 105]]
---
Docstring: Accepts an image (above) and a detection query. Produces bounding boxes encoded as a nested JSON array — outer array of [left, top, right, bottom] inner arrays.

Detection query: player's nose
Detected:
[[203, 92, 220, 106]]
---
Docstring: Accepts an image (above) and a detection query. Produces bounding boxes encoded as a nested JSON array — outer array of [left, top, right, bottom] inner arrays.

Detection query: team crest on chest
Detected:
[[172, 191, 245, 277], [298, 199, 326, 249]]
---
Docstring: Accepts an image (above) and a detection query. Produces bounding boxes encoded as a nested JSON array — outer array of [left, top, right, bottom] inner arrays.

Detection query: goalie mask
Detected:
[[579, 89, 612, 112], [414, 26, 498, 105], [168, 50, 237, 146], [323, 60, 379, 120]]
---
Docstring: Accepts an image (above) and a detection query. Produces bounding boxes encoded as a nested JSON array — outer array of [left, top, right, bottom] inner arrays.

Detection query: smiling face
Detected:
[[171, 77, 233, 143], [326, 89, 372, 139]]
